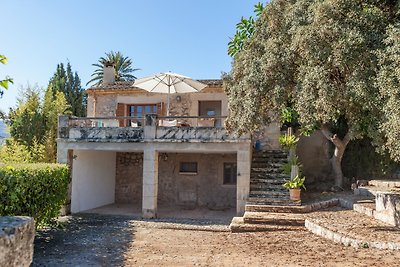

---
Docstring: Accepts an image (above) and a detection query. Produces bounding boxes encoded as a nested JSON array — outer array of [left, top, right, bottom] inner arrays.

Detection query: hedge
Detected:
[[0, 163, 70, 227]]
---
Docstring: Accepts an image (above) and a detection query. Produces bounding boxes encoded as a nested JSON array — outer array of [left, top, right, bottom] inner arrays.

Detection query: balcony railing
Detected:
[[58, 114, 249, 142]]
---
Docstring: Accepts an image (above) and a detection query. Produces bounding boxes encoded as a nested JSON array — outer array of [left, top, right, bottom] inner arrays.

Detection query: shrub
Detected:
[[279, 134, 299, 150], [282, 175, 306, 190], [0, 163, 70, 227]]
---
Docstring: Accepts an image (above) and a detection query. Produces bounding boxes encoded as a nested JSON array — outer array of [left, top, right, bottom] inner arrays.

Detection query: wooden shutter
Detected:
[[116, 103, 127, 127], [156, 102, 165, 116]]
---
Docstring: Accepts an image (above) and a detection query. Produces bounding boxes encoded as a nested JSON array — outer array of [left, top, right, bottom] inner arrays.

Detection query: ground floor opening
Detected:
[[70, 149, 240, 218]]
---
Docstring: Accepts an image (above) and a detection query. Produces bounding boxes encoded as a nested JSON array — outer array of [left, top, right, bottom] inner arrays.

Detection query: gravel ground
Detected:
[[32, 213, 400, 267]]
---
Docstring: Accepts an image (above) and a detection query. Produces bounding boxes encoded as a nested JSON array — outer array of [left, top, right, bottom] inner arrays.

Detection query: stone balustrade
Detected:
[[58, 114, 249, 143]]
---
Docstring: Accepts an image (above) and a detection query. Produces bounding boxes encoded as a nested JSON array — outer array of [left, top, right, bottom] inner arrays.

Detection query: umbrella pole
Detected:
[[167, 84, 170, 116]]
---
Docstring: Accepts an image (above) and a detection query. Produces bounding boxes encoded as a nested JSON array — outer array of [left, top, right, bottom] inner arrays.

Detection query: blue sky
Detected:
[[0, 0, 259, 111]]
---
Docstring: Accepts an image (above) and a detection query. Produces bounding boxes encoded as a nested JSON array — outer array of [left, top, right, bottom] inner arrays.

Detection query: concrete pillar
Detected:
[[58, 115, 70, 139], [144, 114, 157, 140], [236, 149, 251, 216], [142, 147, 159, 218], [57, 142, 69, 164]]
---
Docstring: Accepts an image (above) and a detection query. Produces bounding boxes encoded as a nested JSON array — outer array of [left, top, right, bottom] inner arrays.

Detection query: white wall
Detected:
[[71, 150, 116, 213]]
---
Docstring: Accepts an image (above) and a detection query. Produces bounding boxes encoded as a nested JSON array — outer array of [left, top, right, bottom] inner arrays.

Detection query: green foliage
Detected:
[[0, 163, 70, 227], [281, 156, 302, 176], [376, 24, 400, 162], [279, 134, 299, 150], [48, 62, 86, 117], [0, 54, 13, 96], [225, 0, 400, 162], [6, 84, 69, 163], [228, 3, 265, 57], [281, 107, 299, 126], [0, 139, 33, 163], [8, 87, 47, 147], [283, 175, 306, 190], [87, 51, 140, 86]]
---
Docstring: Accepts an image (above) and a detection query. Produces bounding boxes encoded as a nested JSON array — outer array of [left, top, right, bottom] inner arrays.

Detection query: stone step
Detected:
[[249, 190, 289, 197], [245, 198, 340, 213], [243, 212, 305, 226], [229, 217, 304, 233], [252, 150, 288, 158], [354, 185, 400, 197], [353, 200, 375, 218], [369, 180, 400, 189], [250, 183, 286, 190], [245, 204, 311, 213], [252, 158, 288, 164], [305, 207, 400, 250], [247, 197, 301, 206], [250, 174, 290, 181], [251, 167, 284, 174], [251, 162, 287, 168]]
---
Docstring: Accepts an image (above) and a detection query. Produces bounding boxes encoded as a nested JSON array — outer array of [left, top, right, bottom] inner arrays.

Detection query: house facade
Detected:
[[57, 66, 281, 218]]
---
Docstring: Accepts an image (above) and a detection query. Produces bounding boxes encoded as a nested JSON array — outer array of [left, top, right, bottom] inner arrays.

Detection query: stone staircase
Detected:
[[230, 149, 304, 232], [247, 150, 299, 206]]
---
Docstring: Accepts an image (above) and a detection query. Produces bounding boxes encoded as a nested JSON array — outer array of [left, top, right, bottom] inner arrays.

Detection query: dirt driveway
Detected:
[[33, 213, 400, 267]]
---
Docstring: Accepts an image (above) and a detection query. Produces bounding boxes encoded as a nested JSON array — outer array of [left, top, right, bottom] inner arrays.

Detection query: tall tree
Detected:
[[0, 54, 13, 97], [86, 51, 140, 87], [49, 62, 86, 117], [225, 0, 399, 188], [5, 84, 68, 163], [42, 85, 69, 162], [8, 86, 47, 148]]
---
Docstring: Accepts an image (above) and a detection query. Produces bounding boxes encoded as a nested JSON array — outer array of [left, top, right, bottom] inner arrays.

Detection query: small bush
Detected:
[[0, 163, 70, 227]]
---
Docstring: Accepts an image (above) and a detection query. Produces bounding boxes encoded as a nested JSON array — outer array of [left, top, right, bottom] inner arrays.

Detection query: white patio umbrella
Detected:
[[133, 72, 207, 115]]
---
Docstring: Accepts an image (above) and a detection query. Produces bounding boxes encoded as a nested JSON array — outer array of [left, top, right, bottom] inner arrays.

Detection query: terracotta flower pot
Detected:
[[289, 188, 301, 201]]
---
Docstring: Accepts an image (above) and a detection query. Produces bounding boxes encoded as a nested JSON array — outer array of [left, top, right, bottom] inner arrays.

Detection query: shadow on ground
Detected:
[[32, 212, 233, 266], [32, 214, 137, 266]]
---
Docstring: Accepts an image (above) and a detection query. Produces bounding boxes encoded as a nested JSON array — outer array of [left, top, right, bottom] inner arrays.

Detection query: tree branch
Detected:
[[320, 124, 350, 149], [343, 129, 352, 147], [320, 124, 334, 141]]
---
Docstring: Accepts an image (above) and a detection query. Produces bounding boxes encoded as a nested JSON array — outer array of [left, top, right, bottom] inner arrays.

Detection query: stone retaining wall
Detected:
[[376, 192, 400, 227], [0, 216, 35, 267]]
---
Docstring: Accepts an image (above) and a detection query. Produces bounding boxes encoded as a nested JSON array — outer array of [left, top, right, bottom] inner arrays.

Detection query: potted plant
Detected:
[[283, 175, 306, 201]]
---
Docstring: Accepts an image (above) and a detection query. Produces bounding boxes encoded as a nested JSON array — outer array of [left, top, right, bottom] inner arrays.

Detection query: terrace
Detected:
[[57, 114, 250, 143]]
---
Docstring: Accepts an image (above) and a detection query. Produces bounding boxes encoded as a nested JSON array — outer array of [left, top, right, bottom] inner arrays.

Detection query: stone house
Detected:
[[57, 66, 282, 218]]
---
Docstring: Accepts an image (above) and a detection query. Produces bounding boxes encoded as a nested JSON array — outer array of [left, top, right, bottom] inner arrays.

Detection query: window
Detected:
[[179, 162, 198, 174], [128, 104, 157, 126], [223, 163, 237, 185]]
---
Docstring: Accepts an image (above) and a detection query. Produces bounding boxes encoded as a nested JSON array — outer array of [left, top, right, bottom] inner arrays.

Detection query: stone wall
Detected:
[[297, 130, 332, 190], [115, 152, 143, 204], [115, 152, 237, 209], [375, 192, 400, 227], [158, 153, 237, 209], [0, 216, 35, 267], [91, 90, 228, 120]]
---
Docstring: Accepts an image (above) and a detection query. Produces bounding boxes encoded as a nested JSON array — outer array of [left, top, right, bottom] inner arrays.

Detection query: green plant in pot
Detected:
[[279, 134, 299, 151], [283, 175, 306, 201]]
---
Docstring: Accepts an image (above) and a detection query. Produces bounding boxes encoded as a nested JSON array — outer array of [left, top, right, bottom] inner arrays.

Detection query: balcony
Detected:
[[58, 114, 250, 143]]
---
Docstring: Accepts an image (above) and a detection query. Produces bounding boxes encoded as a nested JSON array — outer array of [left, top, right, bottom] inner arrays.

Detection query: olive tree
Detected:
[[225, 0, 399, 188]]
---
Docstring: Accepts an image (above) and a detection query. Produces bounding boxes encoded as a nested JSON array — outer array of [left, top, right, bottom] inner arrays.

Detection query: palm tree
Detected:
[[86, 51, 140, 86]]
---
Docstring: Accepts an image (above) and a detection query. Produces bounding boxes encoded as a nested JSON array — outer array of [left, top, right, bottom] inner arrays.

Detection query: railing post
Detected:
[[58, 115, 70, 139], [144, 114, 157, 140]]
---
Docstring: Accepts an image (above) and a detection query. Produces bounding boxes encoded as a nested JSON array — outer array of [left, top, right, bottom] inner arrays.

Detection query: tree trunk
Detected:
[[321, 125, 351, 189]]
